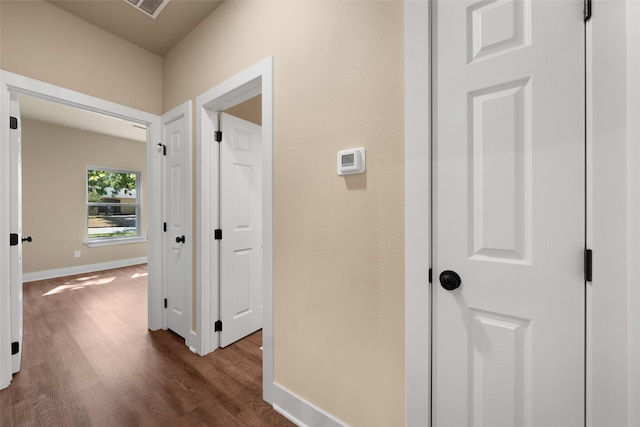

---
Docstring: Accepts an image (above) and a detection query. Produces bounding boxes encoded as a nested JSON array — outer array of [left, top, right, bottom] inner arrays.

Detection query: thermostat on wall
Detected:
[[337, 147, 366, 176]]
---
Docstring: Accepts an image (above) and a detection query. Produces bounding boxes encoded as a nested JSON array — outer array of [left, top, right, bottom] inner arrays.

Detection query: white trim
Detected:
[[272, 384, 350, 427], [405, 1, 431, 425], [627, 1, 640, 424], [161, 100, 194, 350], [0, 72, 12, 389], [22, 257, 148, 283], [589, 3, 632, 426], [195, 57, 275, 403], [196, 106, 218, 355], [0, 70, 162, 390], [585, 13, 595, 427], [84, 237, 147, 247], [85, 166, 142, 243]]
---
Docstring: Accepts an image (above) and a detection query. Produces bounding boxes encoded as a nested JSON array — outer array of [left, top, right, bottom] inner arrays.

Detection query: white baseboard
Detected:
[[272, 383, 349, 427], [22, 257, 148, 282]]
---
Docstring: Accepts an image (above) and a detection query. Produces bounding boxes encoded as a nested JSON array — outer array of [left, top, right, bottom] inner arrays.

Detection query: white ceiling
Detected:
[[18, 94, 148, 143], [48, 0, 224, 56]]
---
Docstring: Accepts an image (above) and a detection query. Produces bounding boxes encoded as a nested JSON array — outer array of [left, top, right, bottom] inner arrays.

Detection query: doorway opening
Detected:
[[195, 57, 274, 403], [18, 93, 149, 282], [0, 70, 163, 389]]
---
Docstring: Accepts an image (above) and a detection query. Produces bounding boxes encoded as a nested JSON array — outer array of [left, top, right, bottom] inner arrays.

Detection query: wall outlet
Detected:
[[74, 250, 81, 258]]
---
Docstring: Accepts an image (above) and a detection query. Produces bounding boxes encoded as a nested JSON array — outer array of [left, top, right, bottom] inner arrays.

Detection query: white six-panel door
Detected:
[[163, 111, 190, 339], [433, 0, 585, 425], [219, 113, 262, 348], [9, 93, 23, 374]]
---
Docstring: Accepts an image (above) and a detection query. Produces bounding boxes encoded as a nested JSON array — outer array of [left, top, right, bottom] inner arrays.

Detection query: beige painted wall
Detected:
[[2, 1, 405, 424], [0, 0, 162, 115], [163, 2, 404, 426], [21, 118, 147, 273], [224, 95, 262, 125]]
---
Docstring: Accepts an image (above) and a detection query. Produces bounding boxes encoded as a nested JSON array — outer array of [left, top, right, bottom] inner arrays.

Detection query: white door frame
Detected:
[[0, 70, 163, 389], [195, 57, 275, 402], [404, 1, 431, 424], [404, 1, 640, 426]]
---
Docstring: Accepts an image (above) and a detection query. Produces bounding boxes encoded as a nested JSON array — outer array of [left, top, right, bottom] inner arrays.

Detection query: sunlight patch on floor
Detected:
[[43, 275, 116, 296]]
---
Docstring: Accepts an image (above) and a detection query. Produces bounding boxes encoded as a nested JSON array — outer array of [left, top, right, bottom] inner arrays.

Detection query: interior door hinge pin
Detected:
[[584, 0, 592, 21], [584, 249, 593, 282]]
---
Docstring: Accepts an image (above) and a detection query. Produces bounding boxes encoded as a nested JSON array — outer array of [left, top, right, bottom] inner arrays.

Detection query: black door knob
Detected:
[[176, 235, 185, 244], [439, 270, 461, 291], [22, 236, 32, 243]]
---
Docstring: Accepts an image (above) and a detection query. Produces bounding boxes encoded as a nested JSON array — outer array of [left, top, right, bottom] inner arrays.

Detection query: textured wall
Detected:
[[163, 2, 405, 425], [21, 118, 147, 273]]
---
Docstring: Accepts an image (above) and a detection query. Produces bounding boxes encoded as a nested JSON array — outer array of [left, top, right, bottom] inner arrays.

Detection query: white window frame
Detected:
[[85, 166, 145, 247]]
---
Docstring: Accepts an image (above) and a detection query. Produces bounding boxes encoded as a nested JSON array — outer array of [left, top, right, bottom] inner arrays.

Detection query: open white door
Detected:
[[162, 102, 192, 339], [219, 113, 262, 348], [9, 93, 23, 374], [433, 0, 585, 425]]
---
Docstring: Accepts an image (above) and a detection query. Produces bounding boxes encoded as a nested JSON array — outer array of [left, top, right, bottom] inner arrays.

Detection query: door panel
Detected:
[[164, 113, 189, 338], [220, 113, 262, 348], [9, 93, 23, 374], [433, 0, 585, 425]]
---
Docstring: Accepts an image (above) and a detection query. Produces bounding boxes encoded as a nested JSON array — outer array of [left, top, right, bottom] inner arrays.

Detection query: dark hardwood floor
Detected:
[[0, 264, 295, 427]]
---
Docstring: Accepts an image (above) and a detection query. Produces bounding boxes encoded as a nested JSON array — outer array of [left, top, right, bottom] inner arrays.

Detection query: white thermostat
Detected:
[[337, 147, 366, 176]]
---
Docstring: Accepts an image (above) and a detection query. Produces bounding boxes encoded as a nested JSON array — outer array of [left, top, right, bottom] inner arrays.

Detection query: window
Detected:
[[87, 167, 142, 244]]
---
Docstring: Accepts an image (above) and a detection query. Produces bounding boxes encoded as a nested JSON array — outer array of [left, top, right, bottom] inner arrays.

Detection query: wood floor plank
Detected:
[[1, 264, 294, 427]]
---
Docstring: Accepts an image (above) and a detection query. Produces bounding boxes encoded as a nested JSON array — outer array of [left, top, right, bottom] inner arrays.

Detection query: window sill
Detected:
[[84, 236, 147, 248]]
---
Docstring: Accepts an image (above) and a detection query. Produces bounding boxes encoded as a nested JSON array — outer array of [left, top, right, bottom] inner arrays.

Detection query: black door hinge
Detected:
[[10, 233, 18, 246], [214, 229, 222, 240], [584, 249, 593, 282], [429, 268, 432, 284], [214, 131, 222, 143], [9, 116, 18, 130], [11, 342, 19, 355], [214, 320, 223, 332], [584, 0, 592, 21], [164, 298, 168, 309], [163, 222, 167, 232]]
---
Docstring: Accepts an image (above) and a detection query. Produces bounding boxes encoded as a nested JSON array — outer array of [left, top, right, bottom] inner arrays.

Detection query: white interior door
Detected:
[[163, 109, 190, 339], [9, 93, 23, 374], [219, 113, 262, 348], [433, 0, 585, 425]]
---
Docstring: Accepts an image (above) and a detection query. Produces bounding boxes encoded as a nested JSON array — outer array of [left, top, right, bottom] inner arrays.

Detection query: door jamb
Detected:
[[405, 1, 431, 425], [0, 70, 163, 389], [195, 56, 274, 403]]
